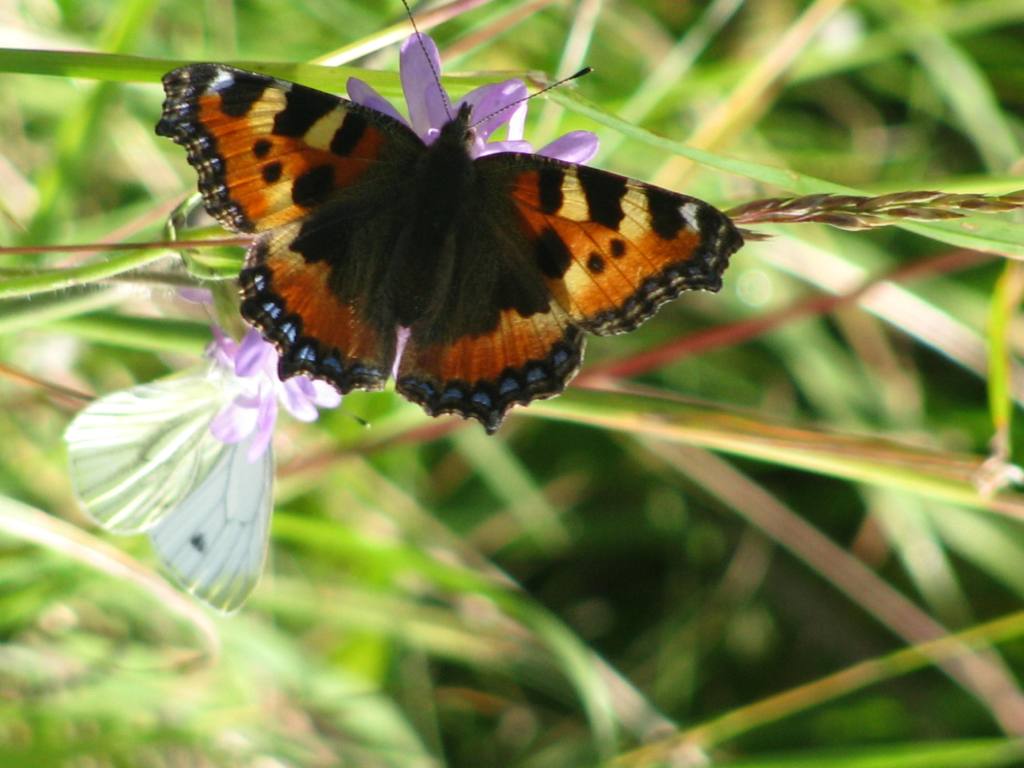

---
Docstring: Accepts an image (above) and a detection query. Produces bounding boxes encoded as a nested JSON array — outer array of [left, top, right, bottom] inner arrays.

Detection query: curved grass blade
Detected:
[[528, 387, 1024, 520]]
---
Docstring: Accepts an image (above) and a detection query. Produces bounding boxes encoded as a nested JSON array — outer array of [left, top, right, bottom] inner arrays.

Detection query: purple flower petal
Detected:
[[475, 139, 535, 157], [457, 80, 528, 142], [257, 384, 277, 426], [208, 327, 238, 370], [207, 325, 341, 456], [347, 77, 407, 125], [537, 131, 600, 164], [236, 329, 275, 377], [232, 394, 263, 412], [401, 33, 450, 141], [247, 394, 277, 461], [179, 286, 214, 305], [387, 34, 599, 165], [247, 423, 275, 461], [311, 380, 342, 408], [211, 402, 257, 444], [505, 99, 527, 142], [294, 377, 317, 398], [281, 378, 320, 422]]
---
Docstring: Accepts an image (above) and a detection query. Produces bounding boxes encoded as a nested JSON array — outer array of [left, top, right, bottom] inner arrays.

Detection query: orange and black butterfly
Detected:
[[156, 61, 743, 433]]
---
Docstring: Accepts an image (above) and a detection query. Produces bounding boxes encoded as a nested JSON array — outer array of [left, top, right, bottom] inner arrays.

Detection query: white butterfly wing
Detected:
[[65, 376, 227, 533], [65, 373, 274, 612], [148, 436, 273, 613]]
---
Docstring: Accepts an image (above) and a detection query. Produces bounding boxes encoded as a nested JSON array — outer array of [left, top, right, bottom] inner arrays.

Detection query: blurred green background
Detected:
[[3, 0, 1024, 766]]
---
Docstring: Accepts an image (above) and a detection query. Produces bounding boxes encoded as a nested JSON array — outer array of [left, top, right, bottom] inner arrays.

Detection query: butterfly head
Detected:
[[437, 101, 476, 147]]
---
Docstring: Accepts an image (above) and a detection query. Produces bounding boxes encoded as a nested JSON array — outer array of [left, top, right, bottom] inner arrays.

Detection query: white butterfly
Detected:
[[64, 372, 273, 612]]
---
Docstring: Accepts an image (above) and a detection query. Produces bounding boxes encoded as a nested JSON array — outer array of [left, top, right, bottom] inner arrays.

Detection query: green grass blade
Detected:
[[0, 248, 171, 299], [716, 739, 1024, 768], [529, 388, 1024, 520]]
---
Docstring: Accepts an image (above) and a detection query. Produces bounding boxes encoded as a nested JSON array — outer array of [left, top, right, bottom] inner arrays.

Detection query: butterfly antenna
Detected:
[[400, 0, 454, 120], [470, 66, 592, 131]]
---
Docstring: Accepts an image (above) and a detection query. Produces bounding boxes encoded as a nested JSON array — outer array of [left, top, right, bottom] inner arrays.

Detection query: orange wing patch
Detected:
[[157, 64, 409, 234], [396, 305, 584, 433], [239, 223, 394, 392], [194, 93, 384, 230], [508, 163, 743, 335]]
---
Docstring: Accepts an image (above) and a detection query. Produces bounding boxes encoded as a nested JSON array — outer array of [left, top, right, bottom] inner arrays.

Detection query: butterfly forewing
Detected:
[[480, 153, 743, 335], [65, 377, 228, 534], [157, 64, 422, 233]]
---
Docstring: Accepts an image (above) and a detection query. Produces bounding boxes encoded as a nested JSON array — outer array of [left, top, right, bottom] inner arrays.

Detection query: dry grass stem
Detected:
[[730, 189, 1024, 231]]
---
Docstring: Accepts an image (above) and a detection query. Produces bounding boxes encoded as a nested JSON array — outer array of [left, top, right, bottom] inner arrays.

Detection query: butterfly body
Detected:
[[157, 64, 743, 432], [387, 103, 481, 332]]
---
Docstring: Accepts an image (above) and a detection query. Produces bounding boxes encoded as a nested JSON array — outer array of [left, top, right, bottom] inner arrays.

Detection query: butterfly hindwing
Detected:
[[479, 153, 743, 335], [386, 160, 584, 433], [240, 224, 396, 392], [396, 305, 584, 434], [156, 63, 422, 233], [149, 435, 273, 613]]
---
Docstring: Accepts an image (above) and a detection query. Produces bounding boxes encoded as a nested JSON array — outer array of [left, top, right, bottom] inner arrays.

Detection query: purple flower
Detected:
[[347, 33, 599, 163], [208, 327, 341, 460]]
